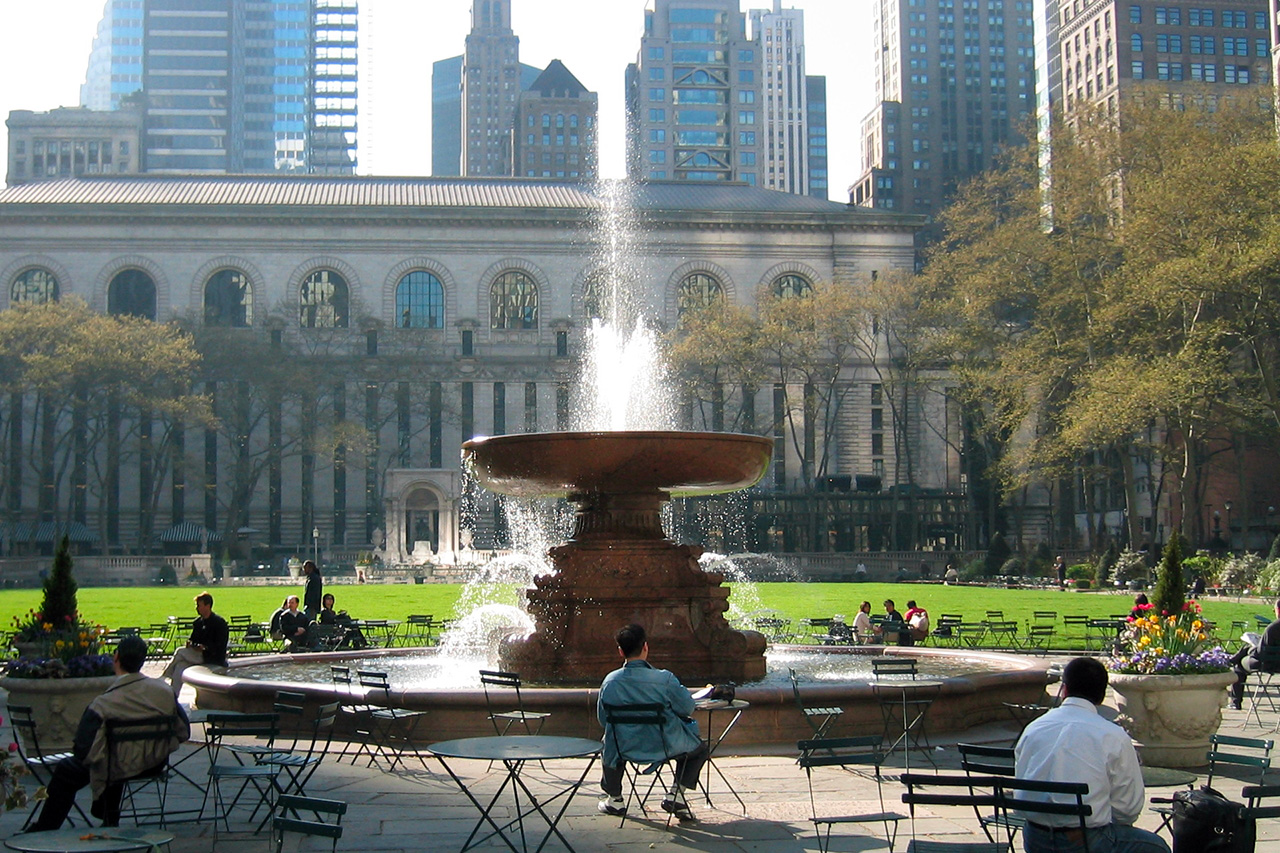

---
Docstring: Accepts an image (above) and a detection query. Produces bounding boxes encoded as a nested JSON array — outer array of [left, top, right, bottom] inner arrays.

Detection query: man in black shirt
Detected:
[[280, 594, 314, 652], [302, 559, 323, 620], [1230, 598, 1280, 709], [161, 591, 230, 696]]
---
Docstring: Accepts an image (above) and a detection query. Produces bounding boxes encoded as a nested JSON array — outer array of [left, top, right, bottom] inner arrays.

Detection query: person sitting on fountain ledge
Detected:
[[279, 594, 314, 652], [160, 591, 229, 697], [1015, 656, 1169, 853], [596, 623, 708, 822]]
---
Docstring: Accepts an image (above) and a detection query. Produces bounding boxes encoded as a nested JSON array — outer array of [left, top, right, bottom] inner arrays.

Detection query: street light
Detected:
[[1224, 500, 1233, 551], [312, 527, 320, 565]]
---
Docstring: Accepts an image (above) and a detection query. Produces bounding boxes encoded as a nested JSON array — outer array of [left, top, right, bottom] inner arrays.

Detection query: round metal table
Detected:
[[4, 828, 173, 853]]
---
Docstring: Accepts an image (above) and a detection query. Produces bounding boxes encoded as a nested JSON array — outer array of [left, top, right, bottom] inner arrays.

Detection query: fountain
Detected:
[[462, 430, 772, 684]]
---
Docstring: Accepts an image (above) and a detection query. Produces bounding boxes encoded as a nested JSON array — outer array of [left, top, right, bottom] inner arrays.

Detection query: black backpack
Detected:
[[1171, 786, 1255, 853]]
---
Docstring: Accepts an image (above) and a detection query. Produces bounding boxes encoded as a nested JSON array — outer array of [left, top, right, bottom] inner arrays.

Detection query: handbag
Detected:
[[1171, 786, 1255, 853]]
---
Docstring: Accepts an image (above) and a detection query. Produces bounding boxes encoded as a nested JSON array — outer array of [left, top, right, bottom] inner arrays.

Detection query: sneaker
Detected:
[[1229, 701, 1242, 711], [598, 797, 626, 816], [661, 798, 696, 822]]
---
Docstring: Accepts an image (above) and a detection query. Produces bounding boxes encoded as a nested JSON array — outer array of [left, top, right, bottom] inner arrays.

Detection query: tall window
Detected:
[[107, 269, 156, 320], [10, 268, 59, 304], [490, 271, 538, 329], [204, 269, 252, 327], [300, 269, 349, 328], [677, 272, 724, 321], [773, 274, 813, 299], [395, 270, 444, 329]]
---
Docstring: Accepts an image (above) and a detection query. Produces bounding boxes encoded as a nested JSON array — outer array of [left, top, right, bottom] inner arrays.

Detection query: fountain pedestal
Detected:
[[464, 431, 772, 685]]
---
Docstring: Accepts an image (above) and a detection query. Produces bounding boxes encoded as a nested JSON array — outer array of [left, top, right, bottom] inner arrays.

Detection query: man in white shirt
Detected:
[[1014, 657, 1169, 853]]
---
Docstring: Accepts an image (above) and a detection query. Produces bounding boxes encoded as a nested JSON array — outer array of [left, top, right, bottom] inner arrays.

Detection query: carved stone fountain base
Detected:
[[499, 537, 767, 685]]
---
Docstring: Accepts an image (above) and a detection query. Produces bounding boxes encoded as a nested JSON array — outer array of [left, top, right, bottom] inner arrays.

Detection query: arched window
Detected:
[[773, 274, 813, 299], [582, 273, 607, 321], [107, 269, 156, 320], [490, 270, 538, 330], [10, 268, 59, 305], [299, 269, 349, 329], [1131, 33, 1142, 52], [677, 272, 724, 320], [204, 269, 252, 327], [395, 270, 445, 329]]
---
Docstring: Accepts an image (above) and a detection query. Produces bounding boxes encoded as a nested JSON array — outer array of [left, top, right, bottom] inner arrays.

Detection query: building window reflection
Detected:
[[676, 271, 723, 321], [490, 270, 539, 330], [107, 269, 156, 320], [204, 269, 253, 327], [395, 270, 445, 329], [300, 269, 349, 329], [773, 274, 813, 299], [10, 268, 59, 305]]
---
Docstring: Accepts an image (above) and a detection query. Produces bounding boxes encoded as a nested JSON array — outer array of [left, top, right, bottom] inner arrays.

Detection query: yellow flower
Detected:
[[1138, 636, 1150, 646]]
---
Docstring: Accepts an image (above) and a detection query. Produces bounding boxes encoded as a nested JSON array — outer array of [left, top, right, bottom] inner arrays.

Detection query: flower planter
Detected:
[[1109, 670, 1236, 767], [0, 674, 116, 752]]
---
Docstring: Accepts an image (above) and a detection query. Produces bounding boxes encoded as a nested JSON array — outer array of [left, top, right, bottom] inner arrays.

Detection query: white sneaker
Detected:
[[598, 796, 626, 816]]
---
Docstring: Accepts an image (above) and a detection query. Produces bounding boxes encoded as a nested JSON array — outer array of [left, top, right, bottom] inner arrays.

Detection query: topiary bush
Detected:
[[1151, 532, 1186, 617], [1111, 549, 1149, 586], [1029, 542, 1054, 576], [985, 532, 1011, 576], [41, 536, 79, 627], [1096, 541, 1120, 587], [959, 558, 987, 582], [1067, 563, 1094, 582]]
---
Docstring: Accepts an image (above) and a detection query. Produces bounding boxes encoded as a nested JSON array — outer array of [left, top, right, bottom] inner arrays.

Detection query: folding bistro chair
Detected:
[[600, 702, 678, 826], [790, 667, 844, 740], [103, 715, 179, 828], [272, 795, 346, 853], [996, 777, 1092, 853], [958, 744, 1022, 844], [8, 704, 91, 830], [400, 614, 435, 647], [798, 735, 905, 853], [357, 670, 431, 772], [479, 670, 551, 735], [1243, 646, 1280, 729], [329, 666, 374, 765], [1150, 733, 1272, 834], [899, 772, 1010, 853], [258, 702, 340, 799], [204, 711, 281, 833]]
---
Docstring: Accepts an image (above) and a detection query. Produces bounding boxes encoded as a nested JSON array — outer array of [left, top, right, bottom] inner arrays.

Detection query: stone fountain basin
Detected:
[[462, 431, 773, 498], [185, 646, 1052, 747]]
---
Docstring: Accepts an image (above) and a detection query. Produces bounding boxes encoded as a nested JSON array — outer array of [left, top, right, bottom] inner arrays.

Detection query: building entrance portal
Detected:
[[383, 470, 460, 565]]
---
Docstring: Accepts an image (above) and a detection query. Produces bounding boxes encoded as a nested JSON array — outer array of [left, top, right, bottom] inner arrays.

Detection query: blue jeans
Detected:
[[1023, 822, 1170, 853]]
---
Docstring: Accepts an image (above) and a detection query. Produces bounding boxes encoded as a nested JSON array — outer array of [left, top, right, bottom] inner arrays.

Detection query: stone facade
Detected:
[[0, 175, 934, 561]]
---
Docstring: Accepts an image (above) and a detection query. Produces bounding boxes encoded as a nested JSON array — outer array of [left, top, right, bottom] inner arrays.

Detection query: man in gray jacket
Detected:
[[596, 623, 708, 822], [29, 635, 190, 831]]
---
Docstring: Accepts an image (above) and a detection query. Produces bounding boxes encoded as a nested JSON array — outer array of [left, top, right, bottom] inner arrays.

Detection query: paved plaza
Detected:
[[3, 671, 1278, 853]]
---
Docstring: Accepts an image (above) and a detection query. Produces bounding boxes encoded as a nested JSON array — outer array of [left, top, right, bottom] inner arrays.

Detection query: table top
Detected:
[[429, 735, 601, 762], [695, 699, 750, 712], [4, 828, 174, 853], [872, 678, 944, 689], [1141, 766, 1198, 788]]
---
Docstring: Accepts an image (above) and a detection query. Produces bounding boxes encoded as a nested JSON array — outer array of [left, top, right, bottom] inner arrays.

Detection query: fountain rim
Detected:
[[461, 429, 774, 499]]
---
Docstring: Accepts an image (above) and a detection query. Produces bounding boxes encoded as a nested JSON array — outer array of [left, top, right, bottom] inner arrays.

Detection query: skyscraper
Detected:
[[626, 0, 762, 184], [433, 54, 542, 177], [806, 75, 828, 197], [749, 1, 808, 193], [513, 60, 599, 179], [462, 0, 520, 176], [79, 0, 357, 175], [850, 0, 1036, 237]]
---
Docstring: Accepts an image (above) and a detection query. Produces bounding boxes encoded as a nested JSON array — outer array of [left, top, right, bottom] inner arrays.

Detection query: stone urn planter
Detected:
[[0, 675, 116, 751], [1109, 670, 1236, 767]]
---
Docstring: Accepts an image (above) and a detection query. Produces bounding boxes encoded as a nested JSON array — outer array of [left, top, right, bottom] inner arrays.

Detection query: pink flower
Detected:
[[6, 743, 15, 753]]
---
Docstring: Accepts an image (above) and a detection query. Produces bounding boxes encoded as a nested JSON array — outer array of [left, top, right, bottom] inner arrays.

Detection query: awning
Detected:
[[159, 521, 223, 544], [34, 521, 98, 543]]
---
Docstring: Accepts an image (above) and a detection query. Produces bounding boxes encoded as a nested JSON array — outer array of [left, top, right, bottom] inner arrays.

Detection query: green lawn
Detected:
[[2, 580, 1268, 651]]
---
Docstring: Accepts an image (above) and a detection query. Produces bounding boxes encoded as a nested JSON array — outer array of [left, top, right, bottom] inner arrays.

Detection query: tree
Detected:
[[41, 535, 78, 626], [1151, 532, 1187, 617]]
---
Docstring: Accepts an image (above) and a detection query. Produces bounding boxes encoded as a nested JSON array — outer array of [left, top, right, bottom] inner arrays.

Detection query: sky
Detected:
[[0, 0, 876, 200]]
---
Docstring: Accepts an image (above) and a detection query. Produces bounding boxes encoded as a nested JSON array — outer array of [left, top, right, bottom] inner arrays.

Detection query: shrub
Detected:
[[155, 565, 178, 586], [985, 533, 1011, 576], [1269, 533, 1280, 562], [959, 558, 987, 582], [42, 536, 78, 628], [1256, 559, 1280, 594], [1112, 549, 1149, 586], [1151, 533, 1186, 617], [1067, 563, 1094, 582], [1219, 553, 1267, 590], [1074, 579, 1092, 590], [1096, 542, 1120, 587], [1028, 542, 1054, 576]]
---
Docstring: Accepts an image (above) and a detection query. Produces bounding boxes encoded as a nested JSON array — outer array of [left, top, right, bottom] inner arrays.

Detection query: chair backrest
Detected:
[[1257, 646, 1280, 673], [206, 712, 279, 762], [273, 795, 346, 853], [1033, 611, 1057, 623], [997, 777, 1092, 851], [1207, 733, 1273, 786], [357, 670, 392, 708], [7, 704, 47, 762], [1242, 783, 1280, 821], [871, 657, 918, 679], [103, 715, 177, 783], [330, 665, 352, 687], [480, 670, 532, 733], [958, 743, 1016, 777], [602, 702, 670, 764], [937, 614, 964, 626], [789, 667, 809, 708], [986, 610, 1005, 621], [798, 736, 890, 812]]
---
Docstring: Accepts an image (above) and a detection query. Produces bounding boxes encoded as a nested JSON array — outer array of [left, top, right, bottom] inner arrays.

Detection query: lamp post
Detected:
[[1224, 500, 1233, 551], [1205, 503, 1213, 547], [312, 527, 320, 565]]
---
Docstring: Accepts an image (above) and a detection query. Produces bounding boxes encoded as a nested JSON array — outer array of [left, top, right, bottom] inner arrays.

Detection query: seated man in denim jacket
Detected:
[[596, 623, 708, 822]]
